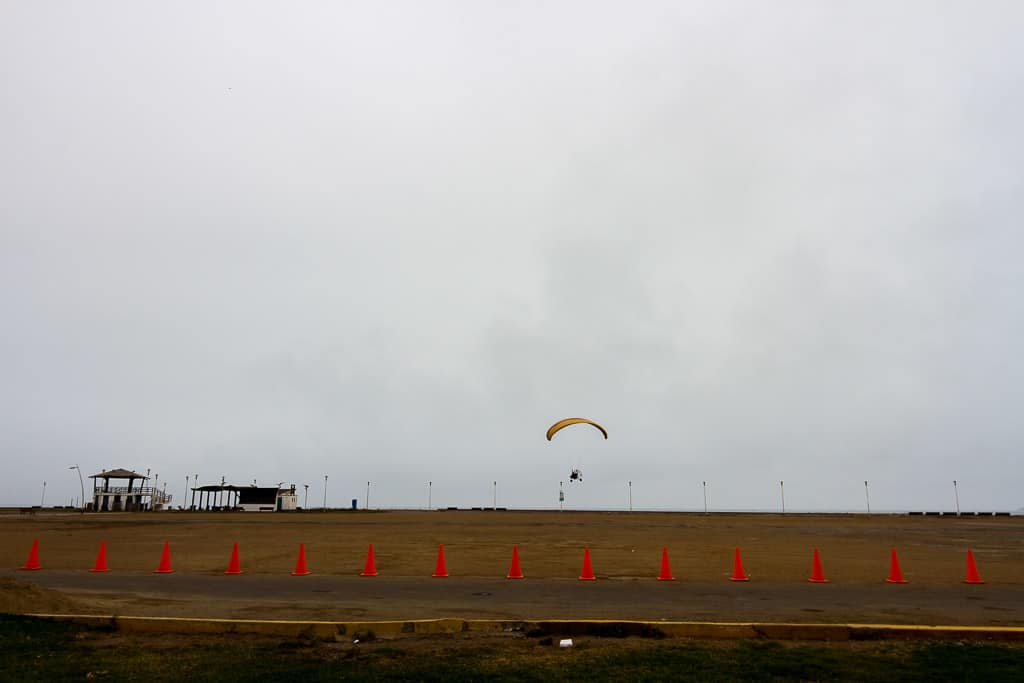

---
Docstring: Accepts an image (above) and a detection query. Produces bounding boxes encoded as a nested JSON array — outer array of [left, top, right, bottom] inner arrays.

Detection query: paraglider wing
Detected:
[[546, 418, 608, 441]]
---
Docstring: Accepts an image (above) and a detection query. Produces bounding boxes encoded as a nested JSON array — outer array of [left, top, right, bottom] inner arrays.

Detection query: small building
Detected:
[[237, 485, 298, 512], [190, 483, 298, 511], [89, 468, 172, 512]]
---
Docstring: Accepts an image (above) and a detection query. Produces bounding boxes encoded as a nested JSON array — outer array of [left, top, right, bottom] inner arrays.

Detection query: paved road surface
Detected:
[[8, 570, 1024, 626]]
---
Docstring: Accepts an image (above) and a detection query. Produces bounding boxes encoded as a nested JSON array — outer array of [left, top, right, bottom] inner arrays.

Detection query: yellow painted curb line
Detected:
[[26, 614, 1024, 642]]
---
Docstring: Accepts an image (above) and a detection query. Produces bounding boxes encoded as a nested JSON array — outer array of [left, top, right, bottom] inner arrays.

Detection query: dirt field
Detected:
[[1, 510, 1021, 625]]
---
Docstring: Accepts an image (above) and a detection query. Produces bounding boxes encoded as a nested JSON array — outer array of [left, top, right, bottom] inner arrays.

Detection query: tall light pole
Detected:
[[559, 481, 564, 511], [69, 466, 84, 513], [40, 480, 47, 507], [703, 481, 708, 515], [184, 475, 190, 512], [428, 481, 432, 510], [492, 481, 497, 509], [194, 473, 199, 510], [780, 480, 785, 514], [303, 484, 309, 510], [864, 480, 871, 514], [154, 473, 159, 511], [366, 481, 371, 510], [628, 481, 633, 512], [953, 480, 960, 516], [323, 475, 328, 511]]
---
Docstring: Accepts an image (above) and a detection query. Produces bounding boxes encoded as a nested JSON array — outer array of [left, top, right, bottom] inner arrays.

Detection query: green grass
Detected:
[[2, 614, 1023, 682]]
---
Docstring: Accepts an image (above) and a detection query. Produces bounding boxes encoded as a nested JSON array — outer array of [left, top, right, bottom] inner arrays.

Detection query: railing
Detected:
[[93, 486, 172, 505]]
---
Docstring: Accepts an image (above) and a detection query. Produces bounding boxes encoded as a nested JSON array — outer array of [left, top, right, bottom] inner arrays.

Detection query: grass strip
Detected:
[[3, 613, 1024, 682]]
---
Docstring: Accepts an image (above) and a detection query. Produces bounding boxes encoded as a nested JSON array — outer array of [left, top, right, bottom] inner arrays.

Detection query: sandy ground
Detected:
[[1, 510, 1021, 625]]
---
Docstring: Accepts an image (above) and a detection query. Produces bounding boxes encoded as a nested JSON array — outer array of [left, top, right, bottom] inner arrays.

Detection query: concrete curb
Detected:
[[26, 614, 1024, 642]]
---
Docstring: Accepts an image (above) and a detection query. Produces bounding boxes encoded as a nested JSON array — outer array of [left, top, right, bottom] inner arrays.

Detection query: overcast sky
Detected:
[[2, 2, 1022, 512]]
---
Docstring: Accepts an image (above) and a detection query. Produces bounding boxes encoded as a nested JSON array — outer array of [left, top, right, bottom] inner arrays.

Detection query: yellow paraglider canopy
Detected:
[[546, 418, 608, 441]]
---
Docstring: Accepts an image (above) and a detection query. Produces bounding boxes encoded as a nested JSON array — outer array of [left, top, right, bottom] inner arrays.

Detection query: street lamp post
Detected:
[[184, 475, 190, 512], [323, 475, 328, 511], [953, 480, 960, 516], [492, 481, 497, 509], [40, 480, 47, 507], [153, 473, 159, 511], [428, 481, 432, 510], [366, 481, 371, 510], [304, 484, 309, 510], [559, 482, 564, 511], [69, 466, 84, 513], [780, 480, 785, 514], [703, 480, 708, 515], [628, 481, 633, 512], [864, 480, 871, 514]]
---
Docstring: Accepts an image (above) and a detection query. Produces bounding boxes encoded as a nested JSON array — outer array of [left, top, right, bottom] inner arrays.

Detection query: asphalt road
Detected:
[[9, 569, 1024, 626]]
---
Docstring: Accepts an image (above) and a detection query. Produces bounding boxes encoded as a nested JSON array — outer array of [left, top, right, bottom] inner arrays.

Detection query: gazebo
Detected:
[[89, 468, 171, 511]]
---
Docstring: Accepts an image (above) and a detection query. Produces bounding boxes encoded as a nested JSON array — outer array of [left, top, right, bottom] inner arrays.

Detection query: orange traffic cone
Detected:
[[657, 547, 675, 581], [291, 543, 310, 575], [964, 549, 985, 584], [154, 541, 174, 574], [579, 547, 596, 581], [730, 547, 750, 582], [432, 544, 449, 577], [507, 544, 524, 579], [886, 548, 907, 584], [808, 548, 828, 583], [361, 544, 378, 576], [20, 538, 41, 571], [90, 540, 109, 573], [225, 542, 242, 575]]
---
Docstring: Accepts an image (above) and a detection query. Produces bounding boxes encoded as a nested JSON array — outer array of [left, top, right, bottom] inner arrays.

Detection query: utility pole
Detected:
[[184, 475, 190, 512], [953, 480, 960, 516], [40, 481, 46, 507], [493, 481, 497, 509], [366, 481, 371, 510], [864, 480, 871, 514], [428, 481, 432, 510], [154, 473, 160, 510], [323, 475, 328, 511], [628, 481, 633, 512], [780, 480, 785, 514], [303, 484, 308, 510], [559, 482, 564, 511]]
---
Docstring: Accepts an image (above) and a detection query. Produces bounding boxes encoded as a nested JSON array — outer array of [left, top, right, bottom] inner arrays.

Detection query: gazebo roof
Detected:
[[89, 468, 149, 480]]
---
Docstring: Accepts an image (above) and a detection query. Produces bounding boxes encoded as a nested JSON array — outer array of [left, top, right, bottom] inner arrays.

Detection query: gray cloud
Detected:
[[2, 2, 1022, 511]]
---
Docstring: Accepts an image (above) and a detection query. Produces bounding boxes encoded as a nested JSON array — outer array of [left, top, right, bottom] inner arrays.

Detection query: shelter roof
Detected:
[[89, 468, 149, 480], [193, 485, 285, 492]]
